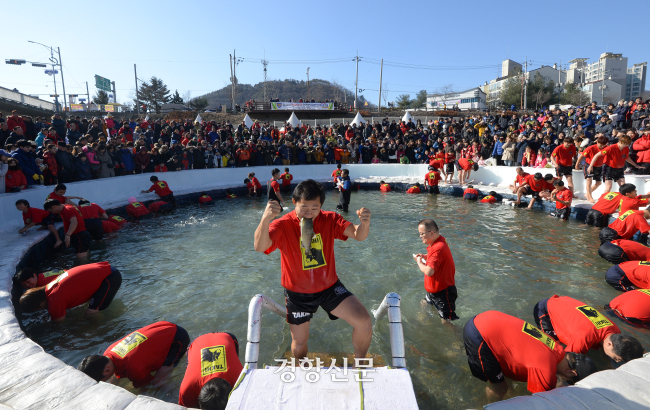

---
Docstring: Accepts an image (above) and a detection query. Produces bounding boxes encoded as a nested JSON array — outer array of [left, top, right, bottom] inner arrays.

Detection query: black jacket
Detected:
[[55, 150, 76, 173]]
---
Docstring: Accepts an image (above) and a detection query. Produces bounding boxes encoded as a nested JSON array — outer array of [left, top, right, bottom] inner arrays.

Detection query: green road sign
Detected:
[[95, 75, 112, 91]]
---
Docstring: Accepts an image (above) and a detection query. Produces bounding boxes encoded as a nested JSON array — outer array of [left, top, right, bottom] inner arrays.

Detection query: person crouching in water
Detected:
[[141, 176, 176, 207], [336, 169, 352, 212], [267, 168, 285, 210]]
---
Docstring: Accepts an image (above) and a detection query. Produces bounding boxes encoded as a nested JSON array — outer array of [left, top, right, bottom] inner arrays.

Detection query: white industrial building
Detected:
[[627, 62, 647, 101], [426, 87, 486, 111]]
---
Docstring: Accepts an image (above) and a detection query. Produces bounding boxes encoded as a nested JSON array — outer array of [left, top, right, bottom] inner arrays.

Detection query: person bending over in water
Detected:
[[254, 179, 372, 360]]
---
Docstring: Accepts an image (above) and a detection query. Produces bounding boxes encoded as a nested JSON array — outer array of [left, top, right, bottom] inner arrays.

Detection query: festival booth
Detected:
[[401, 111, 414, 123], [287, 112, 302, 127], [350, 112, 367, 127]]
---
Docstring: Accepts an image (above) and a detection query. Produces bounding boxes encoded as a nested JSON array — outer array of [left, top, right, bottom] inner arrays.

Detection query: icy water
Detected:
[[22, 190, 650, 409]]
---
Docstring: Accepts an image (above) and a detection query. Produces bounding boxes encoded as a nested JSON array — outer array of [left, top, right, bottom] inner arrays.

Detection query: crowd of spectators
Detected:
[[0, 97, 648, 193]]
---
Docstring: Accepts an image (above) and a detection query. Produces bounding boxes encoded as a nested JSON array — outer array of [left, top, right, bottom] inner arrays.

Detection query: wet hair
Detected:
[[418, 218, 439, 233], [271, 168, 280, 177], [150, 175, 159, 182], [533, 173, 543, 180], [54, 183, 66, 192], [78, 199, 90, 206], [78, 355, 110, 382], [467, 184, 473, 189], [488, 191, 497, 196], [337, 163, 342, 169], [15, 199, 29, 207], [14, 267, 36, 283], [543, 173, 554, 181], [200, 192, 207, 196], [19, 287, 46, 312], [472, 163, 479, 171], [610, 334, 644, 363], [620, 184, 636, 196], [553, 180, 564, 187], [342, 169, 349, 176], [244, 178, 250, 183], [284, 167, 289, 172], [43, 199, 62, 211], [292, 179, 326, 205], [380, 180, 385, 184], [197, 378, 232, 410]]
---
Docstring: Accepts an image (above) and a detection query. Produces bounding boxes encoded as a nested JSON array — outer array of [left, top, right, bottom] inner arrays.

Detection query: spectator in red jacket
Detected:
[[42, 143, 59, 185], [7, 110, 26, 134], [5, 157, 27, 192], [632, 127, 650, 174], [134, 146, 150, 174]]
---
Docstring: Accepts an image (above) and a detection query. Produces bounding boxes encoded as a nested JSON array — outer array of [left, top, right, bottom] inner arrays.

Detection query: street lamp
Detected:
[[306, 67, 310, 101], [28, 41, 67, 112]]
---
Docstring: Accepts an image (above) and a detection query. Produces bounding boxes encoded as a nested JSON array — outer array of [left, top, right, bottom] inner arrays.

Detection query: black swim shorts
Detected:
[[445, 163, 455, 174], [550, 208, 570, 220], [533, 298, 557, 340], [463, 193, 478, 201], [556, 165, 573, 177], [584, 164, 603, 182], [88, 268, 122, 311], [585, 209, 607, 228], [69, 230, 91, 254], [163, 325, 190, 367], [524, 186, 541, 199], [604, 165, 625, 182], [605, 265, 636, 292], [425, 285, 459, 320], [428, 185, 439, 194], [463, 316, 504, 384], [284, 279, 353, 325], [598, 241, 628, 265]]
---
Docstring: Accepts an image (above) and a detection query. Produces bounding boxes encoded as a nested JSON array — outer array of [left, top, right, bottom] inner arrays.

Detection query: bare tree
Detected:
[[533, 89, 551, 110], [428, 84, 456, 110], [182, 91, 192, 109]]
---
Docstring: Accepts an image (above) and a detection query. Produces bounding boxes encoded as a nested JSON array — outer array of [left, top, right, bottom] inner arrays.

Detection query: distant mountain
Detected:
[[198, 79, 373, 108]]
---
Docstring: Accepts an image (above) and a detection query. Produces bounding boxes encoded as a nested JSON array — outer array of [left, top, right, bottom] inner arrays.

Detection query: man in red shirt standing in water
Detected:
[[576, 134, 607, 203], [44, 199, 91, 260], [551, 135, 577, 194], [464, 310, 596, 402], [414, 219, 458, 321], [141, 175, 176, 206], [254, 179, 372, 360], [279, 167, 293, 193], [331, 163, 342, 188], [588, 135, 642, 194]]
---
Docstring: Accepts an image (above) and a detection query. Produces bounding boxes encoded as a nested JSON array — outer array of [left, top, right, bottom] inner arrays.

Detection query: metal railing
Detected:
[[373, 293, 406, 368], [245, 294, 287, 369]]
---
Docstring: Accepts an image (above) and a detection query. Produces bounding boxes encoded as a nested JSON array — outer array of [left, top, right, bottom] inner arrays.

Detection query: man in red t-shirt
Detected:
[[254, 179, 372, 360], [588, 135, 641, 194], [126, 197, 151, 218], [15, 199, 62, 246], [406, 183, 422, 194], [576, 135, 607, 203], [480, 191, 498, 204], [46, 183, 81, 206], [515, 172, 545, 209], [44, 199, 91, 259], [599, 238, 650, 265], [607, 289, 650, 327], [78, 199, 109, 241], [331, 164, 342, 187], [464, 310, 595, 402], [78, 321, 190, 388], [462, 185, 479, 200], [279, 167, 293, 193], [508, 167, 529, 194], [534, 295, 643, 364], [267, 168, 285, 209], [15, 267, 65, 289], [141, 175, 176, 206], [605, 260, 650, 292], [457, 158, 478, 185], [600, 209, 650, 244], [178, 332, 243, 408], [424, 166, 441, 194], [19, 262, 121, 322], [379, 180, 392, 192], [586, 183, 649, 228], [414, 218, 458, 321], [551, 137, 577, 192], [549, 180, 573, 221]]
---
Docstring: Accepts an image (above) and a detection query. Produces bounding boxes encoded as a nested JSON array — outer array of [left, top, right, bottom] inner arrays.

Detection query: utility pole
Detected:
[[134, 64, 139, 114], [229, 54, 234, 111], [57, 47, 67, 112], [262, 53, 268, 101], [86, 81, 90, 110], [233, 49, 237, 110], [306, 67, 310, 101], [111, 81, 116, 105], [354, 51, 359, 110], [378, 59, 383, 113], [523, 57, 528, 111]]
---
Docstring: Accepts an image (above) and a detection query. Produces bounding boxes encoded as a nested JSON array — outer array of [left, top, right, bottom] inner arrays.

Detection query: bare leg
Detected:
[[486, 381, 509, 403], [330, 296, 372, 359], [289, 322, 310, 359], [566, 175, 574, 195], [528, 197, 536, 209], [515, 187, 526, 205], [585, 177, 595, 203], [603, 180, 613, 194]]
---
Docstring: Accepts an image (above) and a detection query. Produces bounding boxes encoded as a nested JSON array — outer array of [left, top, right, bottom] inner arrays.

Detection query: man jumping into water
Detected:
[[254, 179, 372, 360]]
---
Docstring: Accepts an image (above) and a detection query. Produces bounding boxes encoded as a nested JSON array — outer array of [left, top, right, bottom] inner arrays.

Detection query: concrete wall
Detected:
[[0, 163, 648, 409]]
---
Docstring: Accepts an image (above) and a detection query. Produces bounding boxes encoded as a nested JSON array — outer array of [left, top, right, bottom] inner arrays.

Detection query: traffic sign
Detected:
[[95, 75, 112, 91]]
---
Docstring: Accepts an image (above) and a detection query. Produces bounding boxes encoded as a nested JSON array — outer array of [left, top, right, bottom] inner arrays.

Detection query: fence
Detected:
[[271, 116, 461, 128], [0, 86, 55, 111]]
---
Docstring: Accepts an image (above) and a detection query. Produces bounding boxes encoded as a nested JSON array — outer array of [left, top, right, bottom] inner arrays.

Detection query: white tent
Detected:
[[195, 113, 202, 123], [350, 112, 367, 126], [401, 111, 414, 123], [287, 112, 302, 127], [243, 114, 255, 129]]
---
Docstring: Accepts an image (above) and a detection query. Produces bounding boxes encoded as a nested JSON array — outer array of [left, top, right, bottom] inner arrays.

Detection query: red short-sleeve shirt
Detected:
[[23, 207, 51, 224], [47, 192, 67, 203], [619, 196, 649, 214], [424, 235, 455, 294], [474, 311, 565, 394], [552, 144, 576, 167], [458, 158, 474, 171], [618, 261, 650, 288], [105, 321, 178, 388], [178, 332, 244, 408], [609, 210, 650, 239], [601, 144, 629, 169], [264, 210, 351, 293], [555, 188, 573, 209], [583, 144, 604, 167], [149, 181, 173, 197], [547, 295, 620, 354], [425, 171, 441, 186], [61, 205, 86, 234], [44, 262, 112, 321], [610, 290, 650, 323], [592, 192, 622, 215], [611, 240, 650, 262], [79, 203, 105, 219]]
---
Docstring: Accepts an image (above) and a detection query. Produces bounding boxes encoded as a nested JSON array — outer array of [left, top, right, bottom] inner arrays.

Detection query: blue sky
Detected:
[[1, 0, 647, 108]]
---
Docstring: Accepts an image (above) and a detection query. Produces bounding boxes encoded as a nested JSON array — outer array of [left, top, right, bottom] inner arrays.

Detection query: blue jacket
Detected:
[[492, 140, 505, 156], [208, 131, 219, 144], [117, 149, 135, 172], [12, 149, 40, 185], [340, 176, 351, 190], [51, 118, 66, 139], [278, 144, 290, 160], [614, 105, 628, 120], [75, 158, 92, 181], [66, 129, 82, 145]]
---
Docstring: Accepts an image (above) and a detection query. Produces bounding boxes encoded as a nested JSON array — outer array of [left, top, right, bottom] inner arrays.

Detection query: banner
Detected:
[[104, 105, 115, 112], [271, 102, 333, 111], [70, 104, 84, 112]]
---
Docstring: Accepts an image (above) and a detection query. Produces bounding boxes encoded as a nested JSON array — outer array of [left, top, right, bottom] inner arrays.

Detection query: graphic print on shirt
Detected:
[[43, 269, 65, 278], [200, 345, 227, 377], [619, 210, 635, 221], [522, 321, 556, 350], [575, 305, 614, 329], [300, 234, 326, 269], [46, 272, 68, 290], [111, 332, 148, 358]]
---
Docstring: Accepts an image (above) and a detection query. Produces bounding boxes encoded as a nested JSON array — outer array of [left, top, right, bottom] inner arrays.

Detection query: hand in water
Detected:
[[263, 200, 282, 221], [54, 240, 62, 248], [357, 207, 371, 223]]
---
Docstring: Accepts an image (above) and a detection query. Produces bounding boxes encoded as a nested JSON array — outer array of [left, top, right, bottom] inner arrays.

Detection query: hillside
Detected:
[[199, 79, 373, 108]]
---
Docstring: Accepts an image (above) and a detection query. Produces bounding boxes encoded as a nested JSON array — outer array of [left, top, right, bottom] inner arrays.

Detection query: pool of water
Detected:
[[21, 190, 650, 409]]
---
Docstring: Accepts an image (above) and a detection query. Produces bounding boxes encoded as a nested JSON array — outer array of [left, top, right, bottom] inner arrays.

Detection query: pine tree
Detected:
[[93, 90, 109, 104], [137, 77, 172, 113], [170, 90, 184, 104]]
